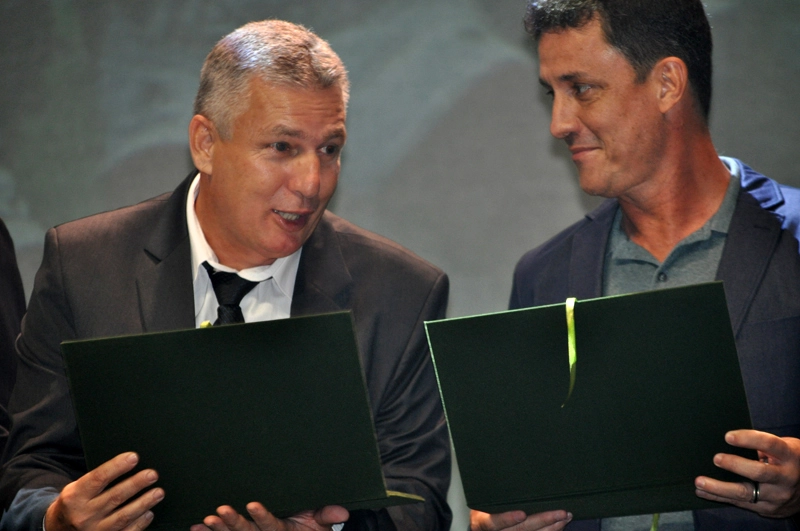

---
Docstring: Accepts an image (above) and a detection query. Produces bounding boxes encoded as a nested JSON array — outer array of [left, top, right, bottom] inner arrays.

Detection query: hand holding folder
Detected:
[[695, 429, 800, 519], [44, 452, 164, 531]]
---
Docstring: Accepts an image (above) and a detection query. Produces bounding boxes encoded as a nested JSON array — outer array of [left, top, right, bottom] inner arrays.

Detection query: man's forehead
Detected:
[[537, 21, 627, 81], [243, 78, 346, 121]]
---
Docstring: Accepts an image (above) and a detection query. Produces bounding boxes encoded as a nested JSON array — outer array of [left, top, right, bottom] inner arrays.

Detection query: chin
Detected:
[[577, 174, 613, 198]]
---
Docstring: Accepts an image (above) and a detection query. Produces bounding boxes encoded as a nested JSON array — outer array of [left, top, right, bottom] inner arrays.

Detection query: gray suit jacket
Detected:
[[510, 159, 800, 530], [0, 174, 452, 531]]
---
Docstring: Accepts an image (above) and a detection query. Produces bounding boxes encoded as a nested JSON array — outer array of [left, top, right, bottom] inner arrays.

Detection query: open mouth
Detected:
[[274, 210, 303, 222]]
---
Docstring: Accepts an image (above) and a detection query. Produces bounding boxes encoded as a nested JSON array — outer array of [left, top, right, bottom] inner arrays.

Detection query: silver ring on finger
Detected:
[[750, 481, 760, 504]]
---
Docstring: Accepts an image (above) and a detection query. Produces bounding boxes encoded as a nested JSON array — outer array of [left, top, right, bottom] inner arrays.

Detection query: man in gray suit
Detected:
[[471, 1, 800, 530], [0, 20, 451, 531]]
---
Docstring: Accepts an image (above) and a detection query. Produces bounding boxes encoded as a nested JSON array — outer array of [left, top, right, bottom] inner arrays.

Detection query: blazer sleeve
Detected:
[[349, 271, 452, 531]]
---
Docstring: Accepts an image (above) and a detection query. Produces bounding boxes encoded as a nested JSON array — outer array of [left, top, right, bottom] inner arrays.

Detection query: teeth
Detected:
[[275, 210, 301, 221]]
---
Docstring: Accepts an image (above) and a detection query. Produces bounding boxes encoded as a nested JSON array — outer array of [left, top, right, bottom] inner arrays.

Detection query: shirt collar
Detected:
[[186, 173, 301, 306]]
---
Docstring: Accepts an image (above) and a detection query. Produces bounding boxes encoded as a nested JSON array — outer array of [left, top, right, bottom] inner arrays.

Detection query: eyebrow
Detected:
[[265, 124, 347, 143], [539, 71, 589, 88]]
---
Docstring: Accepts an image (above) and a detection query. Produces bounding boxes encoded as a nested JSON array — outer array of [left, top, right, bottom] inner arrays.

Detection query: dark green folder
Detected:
[[425, 282, 754, 520], [61, 311, 421, 529]]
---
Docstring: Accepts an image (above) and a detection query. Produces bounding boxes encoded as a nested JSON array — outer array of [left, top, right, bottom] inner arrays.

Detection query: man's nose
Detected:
[[288, 153, 322, 198], [549, 95, 579, 140]]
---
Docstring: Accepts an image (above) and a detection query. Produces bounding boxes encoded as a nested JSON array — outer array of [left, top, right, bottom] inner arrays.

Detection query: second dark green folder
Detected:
[[425, 282, 754, 519], [62, 311, 421, 529]]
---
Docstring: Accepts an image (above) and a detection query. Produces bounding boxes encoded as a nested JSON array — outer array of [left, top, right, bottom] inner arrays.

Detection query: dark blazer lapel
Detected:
[[569, 200, 617, 299], [136, 174, 196, 332], [716, 190, 783, 336], [291, 212, 353, 316]]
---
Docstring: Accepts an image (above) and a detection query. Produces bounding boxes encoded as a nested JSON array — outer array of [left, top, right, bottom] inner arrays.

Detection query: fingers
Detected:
[[244, 503, 345, 531], [80, 452, 142, 497], [711, 451, 770, 484], [99, 468, 162, 515], [243, 503, 280, 531], [103, 483, 164, 530], [695, 476, 756, 505], [312, 505, 349, 526], [202, 504, 297, 531], [202, 505, 255, 531], [119, 510, 156, 531], [471, 509, 572, 531], [724, 430, 783, 457], [471, 510, 526, 530]]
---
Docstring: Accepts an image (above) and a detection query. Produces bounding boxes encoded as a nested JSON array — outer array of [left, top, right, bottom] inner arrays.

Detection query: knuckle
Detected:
[[73, 515, 91, 529], [111, 510, 135, 530], [737, 483, 750, 498], [59, 483, 79, 504], [132, 517, 153, 531], [92, 468, 112, 486], [107, 490, 127, 508]]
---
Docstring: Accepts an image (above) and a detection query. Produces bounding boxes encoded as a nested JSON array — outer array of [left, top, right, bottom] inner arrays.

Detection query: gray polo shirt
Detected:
[[603, 163, 741, 297], [599, 160, 740, 530]]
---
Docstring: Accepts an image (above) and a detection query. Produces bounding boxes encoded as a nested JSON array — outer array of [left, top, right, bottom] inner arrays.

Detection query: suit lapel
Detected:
[[291, 212, 353, 316], [716, 191, 782, 336], [569, 200, 617, 299], [136, 174, 196, 332]]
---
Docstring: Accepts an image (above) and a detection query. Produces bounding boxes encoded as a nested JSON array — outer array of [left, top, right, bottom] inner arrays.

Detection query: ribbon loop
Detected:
[[562, 297, 577, 408]]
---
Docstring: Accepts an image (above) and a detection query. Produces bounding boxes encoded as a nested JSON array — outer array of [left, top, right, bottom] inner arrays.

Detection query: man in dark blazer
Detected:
[[0, 20, 451, 531], [470, 1, 800, 531], [0, 217, 26, 460]]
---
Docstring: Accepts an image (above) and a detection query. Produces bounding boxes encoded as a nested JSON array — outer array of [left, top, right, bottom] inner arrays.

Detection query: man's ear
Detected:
[[188, 114, 217, 175], [653, 57, 689, 114]]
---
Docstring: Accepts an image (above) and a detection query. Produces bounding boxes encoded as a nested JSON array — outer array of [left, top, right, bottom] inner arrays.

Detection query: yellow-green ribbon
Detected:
[[562, 297, 577, 408], [650, 513, 660, 531]]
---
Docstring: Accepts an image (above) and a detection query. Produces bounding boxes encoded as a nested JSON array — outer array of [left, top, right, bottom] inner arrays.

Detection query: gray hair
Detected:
[[193, 20, 350, 139]]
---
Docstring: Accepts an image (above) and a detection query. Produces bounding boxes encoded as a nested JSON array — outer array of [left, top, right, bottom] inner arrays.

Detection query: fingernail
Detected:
[[144, 511, 154, 521], [566, 512, 573, 521], [514, 511, 526, 522], [127, 452, 139, 464], [147, 470, 158, 482], [696, 478, 706, 488], [153, 488, 165, 501], [725, 432, 735, 443], [713, 454, 722, 466]]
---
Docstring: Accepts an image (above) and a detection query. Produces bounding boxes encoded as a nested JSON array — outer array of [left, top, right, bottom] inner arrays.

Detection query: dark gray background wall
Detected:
[[2, 1, 798, 528]]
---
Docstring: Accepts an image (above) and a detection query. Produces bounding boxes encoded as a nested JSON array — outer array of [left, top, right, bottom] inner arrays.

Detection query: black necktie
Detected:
[[202, 262, 259, 325]]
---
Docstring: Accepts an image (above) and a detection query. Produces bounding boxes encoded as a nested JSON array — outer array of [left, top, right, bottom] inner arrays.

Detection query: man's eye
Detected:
[[574, 84, 591, 95], [321, 145, 340, 156], [271, 142, 290, 152]]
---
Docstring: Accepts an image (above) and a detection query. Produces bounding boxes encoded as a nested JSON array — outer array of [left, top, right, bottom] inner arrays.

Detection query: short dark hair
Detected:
[[524, 0, 713, 122]]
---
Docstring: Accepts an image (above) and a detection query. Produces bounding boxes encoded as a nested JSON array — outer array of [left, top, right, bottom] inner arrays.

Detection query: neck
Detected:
[[618, 133, 731, 263]]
